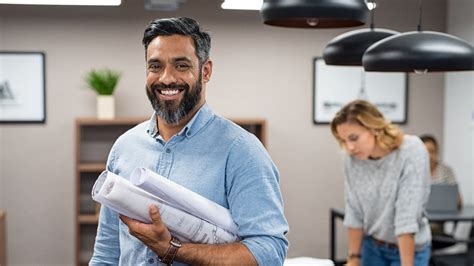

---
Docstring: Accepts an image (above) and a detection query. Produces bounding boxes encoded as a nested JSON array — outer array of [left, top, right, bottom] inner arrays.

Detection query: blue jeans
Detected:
[[361, 236, 431, 266]]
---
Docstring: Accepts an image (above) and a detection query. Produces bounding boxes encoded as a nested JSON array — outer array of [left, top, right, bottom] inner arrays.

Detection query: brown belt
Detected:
[[372, 238, 398, 249]]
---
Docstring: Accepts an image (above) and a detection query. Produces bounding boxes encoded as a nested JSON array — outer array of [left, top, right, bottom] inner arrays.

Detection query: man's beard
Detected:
[[146, 76, 202, 124]]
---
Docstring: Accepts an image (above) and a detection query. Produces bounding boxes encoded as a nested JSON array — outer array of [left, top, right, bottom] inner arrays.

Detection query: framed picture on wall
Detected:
[[0, 51, 46, 124], [313, 57, 408, 124]]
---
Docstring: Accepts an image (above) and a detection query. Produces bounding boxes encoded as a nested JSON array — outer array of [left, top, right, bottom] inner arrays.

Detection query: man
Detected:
[[90, 17, 289, 266]]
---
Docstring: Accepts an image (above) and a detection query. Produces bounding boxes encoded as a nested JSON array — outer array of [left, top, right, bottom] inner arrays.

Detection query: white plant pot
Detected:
[[97, 95, 115, 119]]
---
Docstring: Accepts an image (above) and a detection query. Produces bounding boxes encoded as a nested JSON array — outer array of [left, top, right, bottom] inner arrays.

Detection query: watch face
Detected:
[[170, 237, 182, 248]]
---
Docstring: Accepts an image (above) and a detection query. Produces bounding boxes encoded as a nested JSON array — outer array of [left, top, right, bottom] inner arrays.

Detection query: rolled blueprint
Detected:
[[92, 171, 239, 244], [130, 167, 238, 235]]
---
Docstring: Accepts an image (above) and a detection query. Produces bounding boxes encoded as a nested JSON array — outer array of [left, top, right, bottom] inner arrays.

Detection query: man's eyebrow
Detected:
[[147, 58, 161, 64], [147, 57, 192, 64], [173, 57, 192, 63]]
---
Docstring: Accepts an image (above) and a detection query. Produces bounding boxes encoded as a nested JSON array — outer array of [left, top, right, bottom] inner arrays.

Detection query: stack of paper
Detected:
[[92, 168, 239, 244]]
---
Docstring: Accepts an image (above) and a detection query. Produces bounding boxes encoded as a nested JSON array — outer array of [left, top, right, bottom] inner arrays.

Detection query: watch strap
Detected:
[[158, 236, 181, 265], [348, 252, 362, 260]]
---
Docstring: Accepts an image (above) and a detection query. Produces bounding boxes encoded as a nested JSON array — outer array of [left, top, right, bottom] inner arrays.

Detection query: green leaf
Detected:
[[84, 69, 121, 95]]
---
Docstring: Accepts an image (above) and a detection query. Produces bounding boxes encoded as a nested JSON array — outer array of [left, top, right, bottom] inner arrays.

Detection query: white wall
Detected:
[[0, 0, 448, 264], [444, 0, 474, 205]]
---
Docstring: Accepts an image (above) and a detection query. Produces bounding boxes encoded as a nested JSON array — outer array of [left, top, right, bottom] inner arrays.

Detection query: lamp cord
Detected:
[[417, 0, 423, 31], [370, 0, 376, 30]]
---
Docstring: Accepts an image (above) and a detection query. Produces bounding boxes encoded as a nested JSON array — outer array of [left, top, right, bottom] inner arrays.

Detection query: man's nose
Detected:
[[159, 66, 178, 85]]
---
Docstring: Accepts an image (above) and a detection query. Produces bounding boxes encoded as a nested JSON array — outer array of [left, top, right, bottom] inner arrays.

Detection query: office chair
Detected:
[[430, 222, 474, 266]]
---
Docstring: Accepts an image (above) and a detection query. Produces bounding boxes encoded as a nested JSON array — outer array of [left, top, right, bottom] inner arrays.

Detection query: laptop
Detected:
[[426, 184, 459, 212]]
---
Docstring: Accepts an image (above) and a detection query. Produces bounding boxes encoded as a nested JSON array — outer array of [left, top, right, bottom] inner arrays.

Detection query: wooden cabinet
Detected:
[[230, 118, 267, 147], [74, 117, 267, 265], [75, 117, 146, 266]]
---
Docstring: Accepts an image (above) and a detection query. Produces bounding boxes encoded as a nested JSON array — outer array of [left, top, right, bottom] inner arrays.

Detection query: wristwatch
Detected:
[[158, 236, 182, 265], [348, 252, 362, 260]]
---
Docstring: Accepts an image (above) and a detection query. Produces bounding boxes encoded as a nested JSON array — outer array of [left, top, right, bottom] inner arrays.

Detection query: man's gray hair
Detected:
[[142, 17, 211, 66]]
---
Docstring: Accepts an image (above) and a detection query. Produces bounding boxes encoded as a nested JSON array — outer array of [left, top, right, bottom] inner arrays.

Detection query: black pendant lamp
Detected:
[[260, 0, 369, 28], [323, 1, 399, 66], [363, 0, 474, 72]]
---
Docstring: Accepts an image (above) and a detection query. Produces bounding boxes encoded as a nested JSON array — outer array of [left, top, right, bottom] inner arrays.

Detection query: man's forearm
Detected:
[[397, 233, 415, 266], [121, 207, 260, 266], [176, 242, 257, 266]]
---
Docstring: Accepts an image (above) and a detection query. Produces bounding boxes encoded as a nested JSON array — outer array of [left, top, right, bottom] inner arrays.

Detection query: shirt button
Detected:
[[186, 131, 191, 136], [148, 258, 155, 264], [166, 148, 171, 153]]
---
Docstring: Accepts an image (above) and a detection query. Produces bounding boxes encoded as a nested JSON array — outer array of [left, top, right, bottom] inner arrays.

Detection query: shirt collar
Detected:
[[147, 112, 159, 138], [146, 102, 214, 139]]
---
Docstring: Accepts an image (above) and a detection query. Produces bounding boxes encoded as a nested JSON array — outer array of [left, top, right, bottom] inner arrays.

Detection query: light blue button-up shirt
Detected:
[[90, 103, 289, 266]]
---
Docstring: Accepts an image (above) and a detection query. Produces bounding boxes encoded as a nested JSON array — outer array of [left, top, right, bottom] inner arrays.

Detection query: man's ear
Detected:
[[201, 60, 213, 83]]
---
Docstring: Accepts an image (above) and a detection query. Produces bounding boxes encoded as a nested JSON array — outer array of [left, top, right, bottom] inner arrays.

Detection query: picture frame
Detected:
[[0, 51, 46, 124], [312, 57, 408, 124]]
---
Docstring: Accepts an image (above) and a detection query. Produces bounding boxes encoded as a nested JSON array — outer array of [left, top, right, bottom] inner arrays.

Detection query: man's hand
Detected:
[[121, 205, 258, 265], [120, 205, 172, 257]]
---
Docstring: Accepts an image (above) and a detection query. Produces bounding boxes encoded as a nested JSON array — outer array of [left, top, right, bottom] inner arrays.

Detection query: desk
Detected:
[[330, 208, 345, 266], [427, 206, 474, 222], [330, 207, 474, 266], [427, 206, 474, 266]]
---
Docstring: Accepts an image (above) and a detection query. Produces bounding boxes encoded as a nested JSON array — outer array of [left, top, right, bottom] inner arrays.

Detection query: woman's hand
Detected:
[[345, 257, 361, 266]]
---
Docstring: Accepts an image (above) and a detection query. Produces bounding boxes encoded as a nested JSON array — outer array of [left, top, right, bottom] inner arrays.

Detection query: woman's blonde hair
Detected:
[[330, 100, 403, 151]]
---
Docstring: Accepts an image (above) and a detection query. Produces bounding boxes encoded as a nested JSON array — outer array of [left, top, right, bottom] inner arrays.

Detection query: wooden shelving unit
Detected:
[[74, 116, 267, 265], [78, 163, 106, 172], [229, 118, 267, 147], [75, 117, 146, 266]]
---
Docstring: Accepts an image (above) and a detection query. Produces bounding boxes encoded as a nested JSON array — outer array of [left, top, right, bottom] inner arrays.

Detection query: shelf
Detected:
[[78, 214, 99, 224], [76, 117, 147, 126], [75, 119, 146, 265], [229, 118, 266, 125], [78, 163, 106, 172]]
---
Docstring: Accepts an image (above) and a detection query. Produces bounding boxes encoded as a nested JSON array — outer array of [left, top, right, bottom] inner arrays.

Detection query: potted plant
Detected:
[[85, 69, 121, 119]]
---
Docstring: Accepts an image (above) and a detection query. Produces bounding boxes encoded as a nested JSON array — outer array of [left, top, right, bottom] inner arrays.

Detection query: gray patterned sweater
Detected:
[[343, 135, 432, 247]]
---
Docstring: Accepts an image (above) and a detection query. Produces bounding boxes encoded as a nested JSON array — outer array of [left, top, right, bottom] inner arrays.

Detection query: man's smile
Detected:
[[154, 87, 185, 100], [159, 89, 181, 96]]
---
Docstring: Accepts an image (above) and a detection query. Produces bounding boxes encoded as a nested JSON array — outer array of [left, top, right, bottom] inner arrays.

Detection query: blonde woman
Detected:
[[331, 100, 431, 266]]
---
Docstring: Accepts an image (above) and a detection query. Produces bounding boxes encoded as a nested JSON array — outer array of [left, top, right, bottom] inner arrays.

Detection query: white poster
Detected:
[[0, 52, 46, 123], [313, 58, 407, 124]]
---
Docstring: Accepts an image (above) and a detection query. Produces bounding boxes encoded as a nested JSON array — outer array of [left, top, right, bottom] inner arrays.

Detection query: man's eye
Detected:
[[176, 63, 190, 70], [148, 64, 161, 71]]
